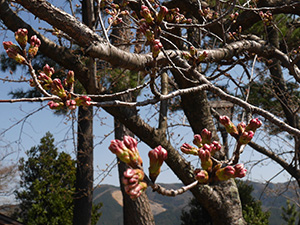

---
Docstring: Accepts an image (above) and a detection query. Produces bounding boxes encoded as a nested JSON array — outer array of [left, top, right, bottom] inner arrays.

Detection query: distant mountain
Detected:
[[93, 181, 299, 225]]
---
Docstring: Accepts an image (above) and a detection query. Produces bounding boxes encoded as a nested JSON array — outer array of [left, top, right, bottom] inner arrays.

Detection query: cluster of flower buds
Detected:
[[194, 169, 209, 184], [107, 8, 123, 26], [219, 116, 262, 145], [109, 136, 143, 168], [108, 136, 169, 199], [3, 41, 26, 64], [228, 26, 242, 41], [180, 125, 249, 184], [151, 39, 163, 58], [230, 12, 239, 23], [137, 5, 165, 59], [215, 164, 247, 181], [164, 7, 192, 24], [182, 46, 208, 66], [148, 145, 168, 182], [180, 129, 221, 173], [259, 11, 273, 26], [2, 28, 40, 64], [104, 2, 130, 26], [199, 7, 218, 20], [156, 6, 168, 25], [140, 5, 155, 24], [137, 4, 191, 58], [122, 168, 147, 200], [28, 35, 41, 58], [3, 29, 90, 111], [15, 28, 28, 49], [29, 63, 91, 110]]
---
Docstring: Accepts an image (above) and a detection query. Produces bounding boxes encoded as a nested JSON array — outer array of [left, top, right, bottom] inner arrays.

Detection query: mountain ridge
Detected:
[[93, 181, 299, 225]]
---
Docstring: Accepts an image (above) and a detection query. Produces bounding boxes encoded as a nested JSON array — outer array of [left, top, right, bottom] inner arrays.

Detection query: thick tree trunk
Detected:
[[109, 1, 155, 223], [73, 106, 94, 225], [115, 120, 155, 225], [73, 1, 95, 225]]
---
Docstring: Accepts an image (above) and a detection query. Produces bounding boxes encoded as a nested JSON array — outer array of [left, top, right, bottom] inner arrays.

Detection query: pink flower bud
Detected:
[[199, 149, 212, 171], [210, 141, 221, 156], [151, 39, 163, 58], [122, 169, 147, 200], [128, 182, 147, 200], [237, 122, 246, 135], [30, 35, 41, 47], [75, 96, 91, 106], [180, 143, 199, 155], [38, 72, 53, 90], [148, 145, 168, 182], [219, 115, 238, 136], [123, 136, 143, 167], [202, 144, 211, 152], [201, 128, 212, 144], [28, 35, 41, 57], [238, 131, 254, 144], [2, 41, 22, 51], [198, 148, 211, 161], [47, 101, 64, 110], [234, 164, 247, 178], [190, 46, 196, 56], [66, 70, 75, 84], [43, 64, 55, 77], [215, 166, 235, 181], [194, 169, 209, 184], [109, 139, 131, 164], [29, 78, 35, 87], [109, 137, 142, 168], [15, 28, 28, 49], [123, 136, 138, 152], [51, 78, 66, 98], [197, 51, 208, 62], [6, 48, 26, 64], [123, 168, 136, 178], [193, 134, 202, 147], [182, 52, 192, 60], [65, 99, 76, 110], [140, 5, 154, 24], [156, 6, 168, 24], [246, 118, 262, 132]]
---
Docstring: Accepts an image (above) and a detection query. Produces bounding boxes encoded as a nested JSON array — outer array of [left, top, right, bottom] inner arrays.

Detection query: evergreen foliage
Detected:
[[14, 132, 102, 225], [237, 180, 270, 225], [14, 132, 76, 224], [180, 197, 212, 225], [281, 200, 300, 225]]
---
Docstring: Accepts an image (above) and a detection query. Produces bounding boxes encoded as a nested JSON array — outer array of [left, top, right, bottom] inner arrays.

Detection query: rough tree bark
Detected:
[[115, 119, 155, 225], [73, 1, 96, 225], [109, 3, 156, 223], [74, 106, 94, 225]]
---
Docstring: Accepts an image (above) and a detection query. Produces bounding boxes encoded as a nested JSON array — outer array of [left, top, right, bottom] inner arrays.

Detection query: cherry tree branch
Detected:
[[0, 97, 56, 103], [14, 0, 300, 84]]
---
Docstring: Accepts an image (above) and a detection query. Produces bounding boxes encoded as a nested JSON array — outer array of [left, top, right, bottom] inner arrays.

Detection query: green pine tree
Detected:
[[281, 200, 300, 225], [237, 180, 270, 225], [14, 132, 76, 224], [14, 132, 102, 225]]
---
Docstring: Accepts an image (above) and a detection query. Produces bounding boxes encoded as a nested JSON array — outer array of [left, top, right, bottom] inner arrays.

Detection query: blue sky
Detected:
[[0, 58, 291, 187]]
